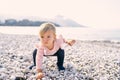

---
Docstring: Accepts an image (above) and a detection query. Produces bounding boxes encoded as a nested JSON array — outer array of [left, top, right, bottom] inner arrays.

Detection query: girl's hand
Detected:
[[67, 40, 76, 46], [36, 72, 44, 80]]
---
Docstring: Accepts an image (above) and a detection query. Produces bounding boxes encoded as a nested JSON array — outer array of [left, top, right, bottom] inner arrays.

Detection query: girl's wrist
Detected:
[[65, 41, 70, 44], [37, 69, 42, 73]]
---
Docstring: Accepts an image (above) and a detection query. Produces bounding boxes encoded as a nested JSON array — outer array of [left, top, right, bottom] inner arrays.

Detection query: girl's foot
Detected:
[[29, 65, 35, 70], [57, 66, 65, 71]]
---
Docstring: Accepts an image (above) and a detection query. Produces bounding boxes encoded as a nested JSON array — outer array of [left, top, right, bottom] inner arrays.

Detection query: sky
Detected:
[[0, 0, 120, 28]]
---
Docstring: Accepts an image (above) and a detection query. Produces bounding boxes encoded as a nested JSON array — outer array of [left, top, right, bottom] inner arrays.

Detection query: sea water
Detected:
[[0, 26, 120, 41]]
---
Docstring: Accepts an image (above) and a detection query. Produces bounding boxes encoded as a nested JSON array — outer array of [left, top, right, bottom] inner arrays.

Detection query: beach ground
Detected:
[[0, 33, 120, 80]]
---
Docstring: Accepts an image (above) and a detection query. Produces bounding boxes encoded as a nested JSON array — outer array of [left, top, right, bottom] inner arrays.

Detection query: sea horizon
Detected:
[[0, 26, 120, 42]]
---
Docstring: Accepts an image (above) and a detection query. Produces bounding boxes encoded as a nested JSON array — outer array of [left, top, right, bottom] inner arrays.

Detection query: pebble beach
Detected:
[[0, 33, 120, 80]]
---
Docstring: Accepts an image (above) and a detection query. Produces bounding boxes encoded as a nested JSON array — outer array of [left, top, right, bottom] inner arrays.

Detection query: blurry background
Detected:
[[0, 0, 120, 41]]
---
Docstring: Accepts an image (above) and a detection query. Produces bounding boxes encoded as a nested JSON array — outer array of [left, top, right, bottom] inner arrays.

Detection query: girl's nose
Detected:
[[44, 38, 48, 42]]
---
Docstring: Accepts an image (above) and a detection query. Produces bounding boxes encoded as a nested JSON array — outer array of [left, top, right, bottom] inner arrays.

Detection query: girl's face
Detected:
[[40, 30, 55, 46]]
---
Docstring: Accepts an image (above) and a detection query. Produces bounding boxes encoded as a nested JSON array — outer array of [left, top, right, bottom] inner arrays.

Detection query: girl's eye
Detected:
[[41, 36, 44, 38], [47, 36, 51, 38]]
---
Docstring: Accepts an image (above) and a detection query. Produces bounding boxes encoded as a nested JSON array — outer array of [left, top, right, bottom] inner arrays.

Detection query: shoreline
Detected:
[[0, 27, 120, 41], [1, 33, 120, 42], [0, 33, 120, 80]]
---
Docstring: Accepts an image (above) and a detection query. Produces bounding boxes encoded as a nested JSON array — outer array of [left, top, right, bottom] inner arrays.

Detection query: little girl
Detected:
[[29, 23, 75, 79]]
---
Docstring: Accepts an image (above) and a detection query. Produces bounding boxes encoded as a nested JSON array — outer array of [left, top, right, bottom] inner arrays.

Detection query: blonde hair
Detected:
[[39, 22, 56, 36]]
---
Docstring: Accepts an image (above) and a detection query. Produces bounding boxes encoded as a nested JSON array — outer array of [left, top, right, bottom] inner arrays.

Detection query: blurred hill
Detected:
[[50, 15, 85, 27], [0, 15, 85, 27]]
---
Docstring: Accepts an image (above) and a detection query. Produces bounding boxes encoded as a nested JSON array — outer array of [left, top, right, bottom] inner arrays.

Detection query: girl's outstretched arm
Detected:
[[65, 39, 76, 46]]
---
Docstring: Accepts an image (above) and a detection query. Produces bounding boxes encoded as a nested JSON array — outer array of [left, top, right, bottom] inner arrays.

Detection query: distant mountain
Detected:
[[50, 15, 85, 27], [0, 15, 85, 27], [39, 15, 85, 27], [0, 19, 60, 26]]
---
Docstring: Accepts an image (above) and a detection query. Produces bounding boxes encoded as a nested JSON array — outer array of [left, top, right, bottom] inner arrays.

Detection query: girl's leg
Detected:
[[29, 48, 65, 71], [29, 49, 37, 70], [33, 49, 37, 66], [53, 48, 65, 71]]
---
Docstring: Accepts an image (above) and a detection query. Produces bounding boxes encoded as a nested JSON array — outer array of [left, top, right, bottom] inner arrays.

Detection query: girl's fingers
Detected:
[[36, 72, 44, 80]]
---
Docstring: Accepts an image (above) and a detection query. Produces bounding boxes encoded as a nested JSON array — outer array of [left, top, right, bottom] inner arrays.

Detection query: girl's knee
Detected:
[[33, 49, 37, 54]]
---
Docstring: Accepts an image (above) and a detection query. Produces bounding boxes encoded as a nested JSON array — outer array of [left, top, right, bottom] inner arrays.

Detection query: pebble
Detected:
[[0, 34, 120, 80]]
